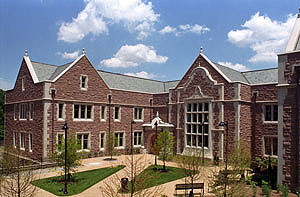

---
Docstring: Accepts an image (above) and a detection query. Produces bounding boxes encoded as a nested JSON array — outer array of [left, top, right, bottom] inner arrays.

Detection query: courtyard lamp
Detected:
[[219, 121, 228, 197], [154, 121, 158, 169], [62, 122, 69, 194]]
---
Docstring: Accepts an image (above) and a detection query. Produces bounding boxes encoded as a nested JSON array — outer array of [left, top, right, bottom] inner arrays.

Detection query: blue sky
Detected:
[[0, 0, 299, 90]]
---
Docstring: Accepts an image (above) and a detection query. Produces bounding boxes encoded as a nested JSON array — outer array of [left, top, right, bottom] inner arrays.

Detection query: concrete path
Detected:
[[34, 154, 216, 197]]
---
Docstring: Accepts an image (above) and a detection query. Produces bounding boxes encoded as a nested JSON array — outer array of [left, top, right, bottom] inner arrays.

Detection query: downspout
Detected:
[[51, 89, 55, 155], [295, 67, 300, 190]]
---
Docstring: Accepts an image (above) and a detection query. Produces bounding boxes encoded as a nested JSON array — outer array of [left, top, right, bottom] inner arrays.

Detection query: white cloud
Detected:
[[57, 0, 159, 42], [58, 50, 80, 59], [0, 77, 12, 90], [100, 44, 168, 68], [124, 71, 156, 79], [159, 24, 210, 36], [228, 12, 296, 63], [218, 61, 249, 72]]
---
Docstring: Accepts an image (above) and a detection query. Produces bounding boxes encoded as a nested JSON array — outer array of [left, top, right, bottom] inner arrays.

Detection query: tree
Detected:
[[1, 146, 37, 197], [209, 142, 251, 197], [105, 131, 115, 160], [100, 154, 161, 197], [176, 149, 203, 194], [155, 129, 174, 171], [51, 136, 82, 181], [0, 89, 5, 140]]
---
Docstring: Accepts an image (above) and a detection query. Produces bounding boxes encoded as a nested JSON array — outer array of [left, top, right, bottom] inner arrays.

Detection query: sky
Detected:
[[0, 0, 299, 90]]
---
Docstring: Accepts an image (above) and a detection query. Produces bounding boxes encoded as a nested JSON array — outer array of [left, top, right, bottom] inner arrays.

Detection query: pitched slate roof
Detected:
[[213, 62, 249, 83], [242, 68, 278, 85], [31, 62, 57, 81]]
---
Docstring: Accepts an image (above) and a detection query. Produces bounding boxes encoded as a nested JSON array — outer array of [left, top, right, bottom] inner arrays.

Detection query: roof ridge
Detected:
[[242, 67, 278, 73]]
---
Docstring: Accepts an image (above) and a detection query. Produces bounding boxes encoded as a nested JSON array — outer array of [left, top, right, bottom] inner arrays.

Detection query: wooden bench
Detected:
[[174, 183, 204, 197]]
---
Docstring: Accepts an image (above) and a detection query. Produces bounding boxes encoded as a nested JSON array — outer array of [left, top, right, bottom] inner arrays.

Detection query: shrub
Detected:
[[261, 180, 271, 197], [282, 184, 288, 197]]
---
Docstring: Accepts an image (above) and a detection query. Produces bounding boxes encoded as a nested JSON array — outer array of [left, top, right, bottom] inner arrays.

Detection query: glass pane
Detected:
[[204, 114, 208, 122], [187, 114, 191, 122], [204, 103, 209, 111], [187, 104, 191, 112], [265, 105, 271, 121], [204, 136, 209, 148], [101, 106, 105, 119], [273, 138, 278, 156], [273, 105, 278, 121], [87, 106, 91, 119], [198, 114, 203, 122], [192, 124, 197, 133], [198, 124, 202, 134], [265, 137, 271, 155], [204, 124, 209, 134], [193, 103, 197, 112], [187, 124, 191, 133], [198, 103, 202, 111], [81, 105, 85, 118], [193, 114, 197, 122], [187, 135, 191, 146], [198, 135, 203, 147], [192, 135, 197, 146], [74, 105, 79, 118], [115, 107, 119, 119]]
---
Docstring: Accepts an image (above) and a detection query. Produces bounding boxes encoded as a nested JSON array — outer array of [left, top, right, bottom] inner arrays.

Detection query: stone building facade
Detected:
[[4, 10, 300, 190]]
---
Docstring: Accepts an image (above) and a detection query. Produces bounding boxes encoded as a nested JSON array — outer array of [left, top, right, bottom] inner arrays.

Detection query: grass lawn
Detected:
[[32, 165, 125, 196], [133, 165, 194, 190]]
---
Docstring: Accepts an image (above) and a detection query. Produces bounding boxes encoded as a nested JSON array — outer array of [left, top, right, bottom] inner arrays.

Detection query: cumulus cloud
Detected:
[[100, 44, 168, 68], [218, 61, 249, 72], [58, 50, 80, 59], [228, 12, 296, 63], [0, 77, 12, 90], [124, 71, 156, 79], [159, 24, 210, 36], [57, 0, 159, 42]]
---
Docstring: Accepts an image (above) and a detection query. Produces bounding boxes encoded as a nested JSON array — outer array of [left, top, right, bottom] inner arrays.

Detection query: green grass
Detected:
[[32, 165, 125, 196], [132, 165, 194, 190]]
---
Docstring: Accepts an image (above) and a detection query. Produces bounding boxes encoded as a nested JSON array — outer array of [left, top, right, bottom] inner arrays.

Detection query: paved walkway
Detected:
[[34, 154, 216, 197]]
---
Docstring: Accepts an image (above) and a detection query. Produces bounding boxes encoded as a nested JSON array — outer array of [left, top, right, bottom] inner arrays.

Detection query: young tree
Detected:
[[51, 136, 82, 181], [176, 149, 203, 194], [105, 131, 115, 160], [100, 154, 161, 197], [155, 129, 174, 171], [1, 146, 37, 197]]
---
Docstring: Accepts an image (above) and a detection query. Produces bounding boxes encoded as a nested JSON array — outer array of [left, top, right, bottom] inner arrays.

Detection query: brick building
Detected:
[[4, 10, 300, 190]]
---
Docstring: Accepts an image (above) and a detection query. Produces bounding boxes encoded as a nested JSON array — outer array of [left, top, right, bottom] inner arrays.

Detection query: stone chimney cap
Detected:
[[25, 49, 28, 56]]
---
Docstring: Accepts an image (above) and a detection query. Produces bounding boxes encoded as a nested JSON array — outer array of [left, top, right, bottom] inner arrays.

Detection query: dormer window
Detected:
[[80, 75, 88, 90], [22, 77, 25, 91]]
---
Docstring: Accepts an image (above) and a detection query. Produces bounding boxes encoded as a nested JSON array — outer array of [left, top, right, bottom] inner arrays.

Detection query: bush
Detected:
[[282, 184, 289, 197], [261, 180, 271, 197]]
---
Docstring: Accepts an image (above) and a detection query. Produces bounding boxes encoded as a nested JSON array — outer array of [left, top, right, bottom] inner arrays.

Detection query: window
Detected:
[[264, 104, 278, 122], [77, 133, 89, 150], [20, 132, 25, 150], [58, 103, 65, 120], [19, 103, 27, 120], [114, 106, 120, 121], [186, 102, 209, 148], [264, 136, 278, 156], [134, 131, 142, 146], [73, 104, 93, 120], [80, 75, 88, 90], [114, 132, 124, 148], [13, 132, 17, 148], [99, 133, 105, 149], [29, 133, 33, 152], [134, 108, 143, 120], [100, 106, 106, 121], [14, 104, 18, 120], [57, 133, 65, 152], [29, 103, 34, 120], [22, 77, 25, 91]]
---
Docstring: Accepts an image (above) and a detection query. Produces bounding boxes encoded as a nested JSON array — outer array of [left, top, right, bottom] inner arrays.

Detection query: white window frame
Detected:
[[263, 136, 278, 157], [29, 133, 33, 152], [57, 103, 65, 121], [99, 132, 106, 150], [73, 104, 93, 121], [133, 131, 143, 147], [133, 107, 143, 122], [56, 132, 65, 152], [185, 102, 210, 149], [13, 132, 17, 148], [19, 103, 27, 120], [100, 105, 106, 122], [114, 106, 121, 122], [76, 132, 91, 151], [29, 103, 34, 120], [20, 132, 25, 150], [263, 104, 278, 123], [114, 132, 125, 149], [80, 75, 88, 90], [14, 104, 18, 120], [22, 76, 25, 91]]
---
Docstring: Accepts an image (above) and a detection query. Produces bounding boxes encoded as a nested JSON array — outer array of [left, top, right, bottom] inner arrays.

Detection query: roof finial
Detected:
[[156, 111, 159, 117], [82, 48, 85, 55], [298, 8, 300, 18], [200, 46, 203, 54], [25, 49, 28, 57]]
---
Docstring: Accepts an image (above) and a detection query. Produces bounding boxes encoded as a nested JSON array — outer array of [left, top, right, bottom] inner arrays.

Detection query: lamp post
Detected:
[[62, 122, 68, 194], [130, 120, 136, 196], [199, 121, 205, 165], [219, 121, 228, 197], [154, 121, 158, 169], [108, 94, 112, 160]]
